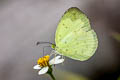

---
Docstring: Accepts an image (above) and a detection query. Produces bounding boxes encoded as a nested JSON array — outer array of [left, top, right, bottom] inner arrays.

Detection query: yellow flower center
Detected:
[[37, 55, 50, 67]]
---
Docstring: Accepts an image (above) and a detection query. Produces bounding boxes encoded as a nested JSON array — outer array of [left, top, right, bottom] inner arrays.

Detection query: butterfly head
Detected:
[[51, 44, 56, 49]]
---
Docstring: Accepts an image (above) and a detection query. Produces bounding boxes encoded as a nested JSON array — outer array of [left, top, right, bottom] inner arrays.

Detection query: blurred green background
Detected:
[[0, 0, 120, 80]]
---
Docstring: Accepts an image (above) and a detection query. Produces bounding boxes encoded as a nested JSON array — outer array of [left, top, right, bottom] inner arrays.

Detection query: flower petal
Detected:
[[38, 66, 49, 75], [49, 56, 64, 65], [33, 65, 41, 69], [49, 56, 61, 65], [53, 59, 64, 64], [51, 56, 61, 61]]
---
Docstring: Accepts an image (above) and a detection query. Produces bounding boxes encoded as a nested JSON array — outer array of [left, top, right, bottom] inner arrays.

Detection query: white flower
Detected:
[[33, 55, 64, 75]]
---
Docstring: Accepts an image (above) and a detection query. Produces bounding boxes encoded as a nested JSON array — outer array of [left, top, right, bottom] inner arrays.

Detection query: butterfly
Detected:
[[37, 7, 98, 61]]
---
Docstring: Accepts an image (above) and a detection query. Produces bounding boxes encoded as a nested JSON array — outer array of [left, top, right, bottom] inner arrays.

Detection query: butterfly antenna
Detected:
[[36, 41, 53, 46]]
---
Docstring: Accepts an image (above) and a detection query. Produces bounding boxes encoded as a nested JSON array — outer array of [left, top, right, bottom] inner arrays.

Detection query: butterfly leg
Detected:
[[50, 50, 56, 57], [43, 46, 51, 56], [61, 55, 65, 65]]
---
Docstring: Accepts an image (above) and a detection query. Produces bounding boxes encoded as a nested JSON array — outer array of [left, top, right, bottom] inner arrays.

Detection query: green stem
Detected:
[[48, 72, 55, 80], [47, 66, 56, 80]]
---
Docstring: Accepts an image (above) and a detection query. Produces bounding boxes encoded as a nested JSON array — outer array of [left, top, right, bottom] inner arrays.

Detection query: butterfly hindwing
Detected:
[[55, 7, 98, 61]]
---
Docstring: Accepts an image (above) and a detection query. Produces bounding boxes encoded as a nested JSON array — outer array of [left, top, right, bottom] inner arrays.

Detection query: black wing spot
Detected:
[[73, 12, 76, 15], [74, 30, 77, 33], [65, 41, 67, 44], [65, 49, 68, 51], [75, 50, 77, 53], [59, 35, 61, 37], [76, 42, 79, 45], [65, 26, 68, 29]]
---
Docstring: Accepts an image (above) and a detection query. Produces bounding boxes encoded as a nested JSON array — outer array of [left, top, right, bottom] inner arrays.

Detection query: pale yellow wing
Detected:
[[55, 7, 98, 61]]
